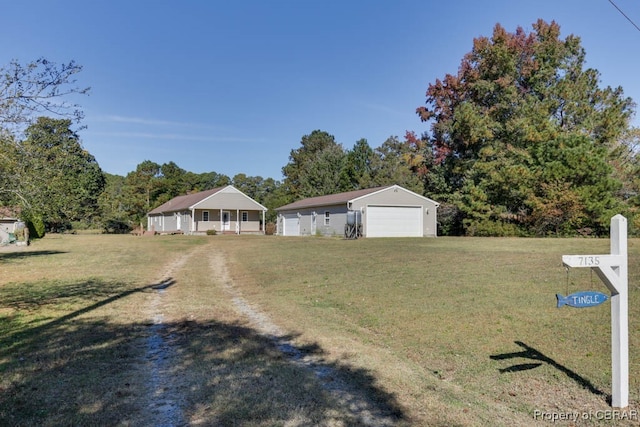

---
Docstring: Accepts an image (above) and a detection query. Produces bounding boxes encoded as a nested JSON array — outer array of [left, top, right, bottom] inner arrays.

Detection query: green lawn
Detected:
[[0, 234, 638, 425], [220, 236, 640, 425]]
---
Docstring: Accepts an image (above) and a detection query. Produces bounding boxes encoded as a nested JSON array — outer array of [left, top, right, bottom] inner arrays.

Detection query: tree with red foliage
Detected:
[[416, 20, 634, 236]]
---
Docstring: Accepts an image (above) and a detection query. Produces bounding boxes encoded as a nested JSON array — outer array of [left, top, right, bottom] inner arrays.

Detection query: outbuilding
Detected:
[[275, 185, 439, 238], [0, 207, 21, 234], [0, 206, 23, 245]]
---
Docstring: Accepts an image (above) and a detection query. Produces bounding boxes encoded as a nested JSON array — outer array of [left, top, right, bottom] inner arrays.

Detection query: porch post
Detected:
[[220, 208, 223, 232], [236, 209, 240, 234], [262, 210, 265, 234], [191, 208, 195, 233]]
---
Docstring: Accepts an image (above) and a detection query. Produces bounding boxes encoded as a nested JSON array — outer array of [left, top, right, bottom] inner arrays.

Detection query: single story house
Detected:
[[275, 185, 439, 238], [147, 185, 267, 234]]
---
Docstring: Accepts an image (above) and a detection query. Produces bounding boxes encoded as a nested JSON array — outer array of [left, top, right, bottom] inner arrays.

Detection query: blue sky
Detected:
[[2, 1, 640, 180]]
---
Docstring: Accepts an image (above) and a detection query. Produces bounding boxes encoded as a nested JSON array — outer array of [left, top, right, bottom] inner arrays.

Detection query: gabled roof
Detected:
[[147, 185, 267, 215], [275, 186, 393, 211], [148, 187, 225, 215]]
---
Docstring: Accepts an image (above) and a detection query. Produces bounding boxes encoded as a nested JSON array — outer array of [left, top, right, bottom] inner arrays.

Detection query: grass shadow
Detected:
[[0, 318, 406, 426], [0, 278, 405, 426], [0, 277, 178, 350], [163, 319, 405, 425], [0, 250, 67, 262], [490, 341, 607, 399]]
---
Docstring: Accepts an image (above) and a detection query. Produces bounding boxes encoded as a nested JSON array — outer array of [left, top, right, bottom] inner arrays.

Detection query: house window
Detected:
[[241, 211, 249, 222], [324, 211, 330, 225], [203, 211, 210, 222]]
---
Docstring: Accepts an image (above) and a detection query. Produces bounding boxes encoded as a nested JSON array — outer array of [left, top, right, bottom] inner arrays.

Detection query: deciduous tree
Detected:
[[18, 117, 105, 231], [339, 138, 375, 190], [368, 136, 423, 194], [122, 160, 161, 224], [417, 20, 634, 235], [0, 58, 89, 130], [282, 130, 347, 198], [0, 58, 92, 232]]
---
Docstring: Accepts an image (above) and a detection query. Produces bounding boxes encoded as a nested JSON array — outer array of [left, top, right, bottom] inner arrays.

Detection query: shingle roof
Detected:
[[275, 186, 392, 211], [0, 206, 21, 219], [147, 187, 224, 215]]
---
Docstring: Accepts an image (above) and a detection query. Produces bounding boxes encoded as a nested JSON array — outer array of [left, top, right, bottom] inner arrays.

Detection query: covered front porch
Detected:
[[191, 208, 265, 234]]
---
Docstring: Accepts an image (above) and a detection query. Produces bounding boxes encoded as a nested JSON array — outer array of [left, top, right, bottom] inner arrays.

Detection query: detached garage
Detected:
[[275, 185, 439, 238]]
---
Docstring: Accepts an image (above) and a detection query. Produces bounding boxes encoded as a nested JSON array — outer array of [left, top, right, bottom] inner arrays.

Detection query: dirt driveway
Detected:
[[138, 244, 403, 426]]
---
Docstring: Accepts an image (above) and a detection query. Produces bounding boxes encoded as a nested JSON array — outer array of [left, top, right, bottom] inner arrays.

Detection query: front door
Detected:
[[222, 211, 230, 231]]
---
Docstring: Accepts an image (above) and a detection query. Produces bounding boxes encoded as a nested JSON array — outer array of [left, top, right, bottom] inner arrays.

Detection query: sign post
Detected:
[[561, 214, 628, 408]]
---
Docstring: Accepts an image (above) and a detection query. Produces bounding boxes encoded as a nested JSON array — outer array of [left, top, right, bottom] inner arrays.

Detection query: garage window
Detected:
[[324, 211, 330, 225]]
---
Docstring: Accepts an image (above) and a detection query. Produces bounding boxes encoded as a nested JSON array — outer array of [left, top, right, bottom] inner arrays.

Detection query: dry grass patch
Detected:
[[152, 242, 404, 426], [2, 234, 639, 426], [0, 234, 207, 426], [219, 236, 640, 426], [1, 234, 404, 426]]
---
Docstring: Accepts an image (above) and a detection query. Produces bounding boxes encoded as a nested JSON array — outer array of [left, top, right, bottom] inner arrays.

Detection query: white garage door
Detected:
[[366, 206, 422, 237], [283, 214, 300, 236]]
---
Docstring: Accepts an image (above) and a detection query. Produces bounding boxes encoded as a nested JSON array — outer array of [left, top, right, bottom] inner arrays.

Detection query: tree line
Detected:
[[99, 130, 428, 232], [1, 20, 640, 236]]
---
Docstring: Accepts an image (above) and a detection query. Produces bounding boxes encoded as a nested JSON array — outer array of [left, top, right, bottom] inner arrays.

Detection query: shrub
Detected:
[[464, 219, 524, 237], [206, 229, 217, 236], [102, 219, 132, 234], [265, 222, 276, 235], [25, 214, 46, 239]]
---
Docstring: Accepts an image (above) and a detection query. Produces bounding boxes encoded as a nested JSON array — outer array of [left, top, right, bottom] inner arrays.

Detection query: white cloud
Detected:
[[91, 114, 232, 131], [86, 130, 262, 144]]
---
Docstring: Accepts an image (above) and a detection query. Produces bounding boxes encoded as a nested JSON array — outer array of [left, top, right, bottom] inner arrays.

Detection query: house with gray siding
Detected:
[[275, 185, 439, 238], [147, 185, 267, 234]]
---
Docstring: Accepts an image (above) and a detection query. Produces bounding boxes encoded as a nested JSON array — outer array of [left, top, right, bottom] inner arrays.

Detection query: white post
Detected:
[[609, 215, 628, 409], [562, 214, 628, 408]]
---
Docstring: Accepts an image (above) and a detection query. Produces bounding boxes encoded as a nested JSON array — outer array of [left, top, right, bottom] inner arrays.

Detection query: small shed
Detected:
[[0, 206, 21, 233], [275, 185, 439, 238], [147, 185, 267, 234], [0, 207, 22, 245]]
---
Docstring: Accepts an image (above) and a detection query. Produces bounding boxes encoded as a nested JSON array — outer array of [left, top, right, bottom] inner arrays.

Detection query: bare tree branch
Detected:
[[0, 57, 90, 131]]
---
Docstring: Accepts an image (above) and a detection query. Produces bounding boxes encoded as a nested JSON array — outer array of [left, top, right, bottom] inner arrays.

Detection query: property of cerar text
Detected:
[[533, 409, 638, 422]]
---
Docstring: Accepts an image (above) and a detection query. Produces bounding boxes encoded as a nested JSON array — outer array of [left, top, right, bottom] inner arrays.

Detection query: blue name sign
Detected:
[[556, 291, 609, 308]]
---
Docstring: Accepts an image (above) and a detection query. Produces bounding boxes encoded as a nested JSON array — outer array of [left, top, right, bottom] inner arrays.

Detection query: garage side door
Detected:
[[366, 206, 422, 237], [283, 214, 300, 236]]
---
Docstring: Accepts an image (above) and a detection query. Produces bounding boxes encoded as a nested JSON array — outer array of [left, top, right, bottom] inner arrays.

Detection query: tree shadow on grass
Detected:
[[0, 277, 176, 323], [0, 250, 67, 262], [490, 341, 607, 400], [0, 278, 406, 426]]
